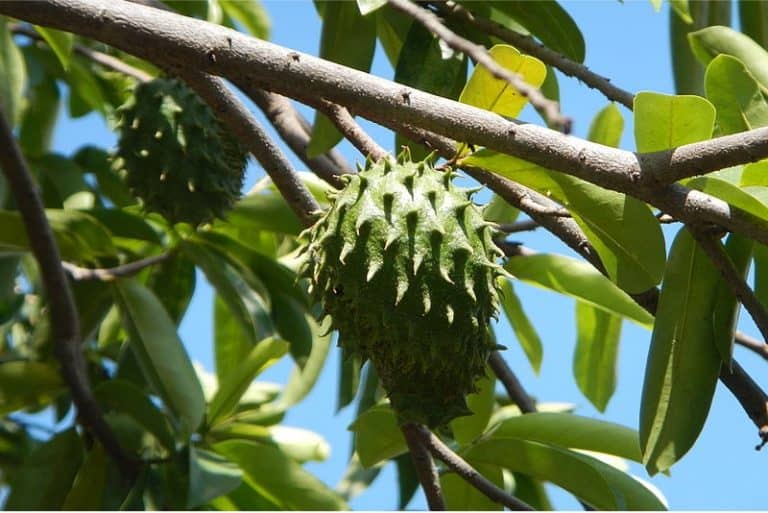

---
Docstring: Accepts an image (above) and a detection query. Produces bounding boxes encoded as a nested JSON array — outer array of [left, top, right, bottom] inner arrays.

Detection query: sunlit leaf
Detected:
[[711, 234, 752, 364], [188, 447, 243, 508], [690, 25, 768, 91], [34, 26, 73, 71], [441, 461, 504, 510], [0, 17, 27, 125], [634, 91, 715, 152], [349, 403, 407, 467], [450, 367, 496, 445], [705, 54, 768, 135]]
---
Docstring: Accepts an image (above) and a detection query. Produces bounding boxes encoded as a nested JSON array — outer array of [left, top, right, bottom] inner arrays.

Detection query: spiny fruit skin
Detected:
[[300, 157, 507, 427], [114, 77, 247, 226]]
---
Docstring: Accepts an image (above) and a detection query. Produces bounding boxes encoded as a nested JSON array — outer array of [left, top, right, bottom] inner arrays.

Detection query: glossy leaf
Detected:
[[739, 0, 768, 49], [208, 337, 289, 426], [712, 234, 752, 364], [215, 439, 348, 510], [308, 1, 375, 156], [488, 411, 641, 462], [210, 423, 330, 462], [450, 367, 496, 445], [467, 438, 665, 510], [689, 25, 768, 90], [34, 26, 73, 70], [634, 91, 715, 152], [188, 447, 243, 508], [640, 229, 723, 475], [349, 403, 407, 467], [499, 279, 543, 373], [574, 301, 622, 412], [114, 278, 206, 436], [465, 150, 665, 293], [219, 0, 270, 39], [6, 429, 83, 509], [459, 45, 546, 118], [705, 54, 768, 135], [0, 17, 27, 125], [357, 0, 387, 16], [441, 461, 504, 510], [504, 254, 654, 327]]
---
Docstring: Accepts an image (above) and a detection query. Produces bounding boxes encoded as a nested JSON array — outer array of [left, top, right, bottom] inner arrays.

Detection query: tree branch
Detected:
[[0, 104, 136, 478], [62, 252, 173, 281], [498, 219, 540, 234], [719, 360, 768, 449], [315, 99, 389, 162], [430, 1, 635, 109], [690, 227, 768, 343], [5, 1, 768, 246], [410, 424, 534, 511], [400, 423, 446, 510], [387, 0, 570, 133], [489, 352, 537, 413], [736, 331, 768, 361]]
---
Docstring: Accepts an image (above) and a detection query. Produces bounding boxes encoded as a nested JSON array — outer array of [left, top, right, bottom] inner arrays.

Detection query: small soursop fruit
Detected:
[[114, 77, 247, 226], [300, 157, 507, 427]]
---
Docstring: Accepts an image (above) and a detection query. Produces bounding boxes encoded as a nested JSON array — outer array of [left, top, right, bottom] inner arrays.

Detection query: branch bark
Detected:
[[489, 352, 537, 413], [0, 104, 136, 478], [315, 99, 389, 162], [62, 252, 173, 281], [400, 423, 446, 510]]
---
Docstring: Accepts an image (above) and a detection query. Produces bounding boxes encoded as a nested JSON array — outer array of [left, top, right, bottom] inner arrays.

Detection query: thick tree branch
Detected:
[[400, 423, 446, 510], [315, 99, 389, 162], [410, 424, 534, 511], [0, 104, 135, 478], [430, 1, 635, 109], [63, 252, 173, 281], [5, 0, 768, 246], [719, 360, 768, 449], [387, 0, 570, 133], [690, 227, 768, 343]]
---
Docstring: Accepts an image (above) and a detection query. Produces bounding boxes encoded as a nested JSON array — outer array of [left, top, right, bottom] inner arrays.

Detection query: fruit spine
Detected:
[[300, 156, 507, 427], [114, 77, 247, 226]]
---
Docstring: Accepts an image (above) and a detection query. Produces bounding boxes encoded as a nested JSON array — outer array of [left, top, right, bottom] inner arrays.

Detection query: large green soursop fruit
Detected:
[[114, 78, 247, 226], [301, 157, 507, 427]]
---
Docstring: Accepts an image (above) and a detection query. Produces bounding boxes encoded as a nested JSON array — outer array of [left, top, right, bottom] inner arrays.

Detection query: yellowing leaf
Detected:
[[459, 44, 546, 118]]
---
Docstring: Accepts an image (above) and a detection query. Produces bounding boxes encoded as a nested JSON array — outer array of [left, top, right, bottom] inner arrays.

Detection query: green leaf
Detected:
[[374, 5, 413, 66], [214, 440, 348, 510], [335, 452, 383, 502], [66, 57, 107, 117], [498, 279, 542, 373], [640, 229, 723, 475], [465, 150, 665, 293], [308, 1, 375, 156], [739, 0, 768, 49], [634, 91, 715, 152], [459, 45, 546, 118], [712, 234, 752, 364], [188, 447, 243, 508], [573, 301, 622, 412], [670, 0, 692, 23], [483, 1, 585, 62], [338, 350, 361, 412], [441, 461, 504, 510], [6, 429, 84, 509], [512, 473, 553, 511], [349, 403, 407, 467], [357, 0, 387, 15], [0, 17, 27, 125], [147, 253, 196, 325], [0, 361, 63, 414], [488, 411, 641, 462], [82, 209, 161, 244], [754, 241, 768, 308], [224, 192, 304, 236], [467, 439, 665, 510], [19, 76, 60, 158], [504, 254, 654, 326], [63, 445, 107, 509], [705, 54, 768, 135], [483, 193, 520, 225], [34, 153, 95, 209], [114, 278, 206, 436], [93, 379, 176, 451], [210, 423, 330, 462], [73, 146, 135, 208], [450, 367, 496, 445], [34, 26, 73, 71], [208, 337, 289, 426], [394, 453, 419, 509], [683, 175, 768, 220], [219, 0, 270, 39], [690, 25, 768, 91], [588, 103, 624, 147]]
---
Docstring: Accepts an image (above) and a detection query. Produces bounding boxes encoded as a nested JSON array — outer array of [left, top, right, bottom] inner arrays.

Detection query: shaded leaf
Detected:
[[0, 361, 63, 414], [450, 367, 496, 445], [188, 447, 243, 508], [739, 0, 768, 49], [63, 445, 107, 509], [689, 25, 768, 91], [395, 452, 420, 509], [349, 403, 407, 467], [705, 54, 768, 135], [34, 26, 73, 71], [19, 76, 60, 158], [224, 192, 304, 235], [375, 5, 413, 67], [338, 350, 361, 412], [499, 272, 543, 373], [712, 234, 752, 364], [0, 17, 27, 125], [640, 229, 722, 475], [441, 461, 504, 510]]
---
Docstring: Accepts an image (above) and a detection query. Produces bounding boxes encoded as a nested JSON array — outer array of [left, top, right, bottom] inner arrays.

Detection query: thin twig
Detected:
[[497, 219, 540, 234], [62, 252, 173, 281], [0, 104, 136, 479], [400, 423, 446, 510], [387, 0, 570, 133], [316, 99, 389, 162], [719, 360, 768, 450], [175, 70, 321, 227], [736, 331, 768, 361], [489, 352, 537, 413], [431, 1, 635, 109], [690, 227, 768, 343], [411, 424, 534, 511]]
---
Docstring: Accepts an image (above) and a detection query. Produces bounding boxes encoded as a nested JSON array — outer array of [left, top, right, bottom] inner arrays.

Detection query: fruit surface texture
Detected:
[[114, 77, 247, 226], [300, 157, 506, 427]]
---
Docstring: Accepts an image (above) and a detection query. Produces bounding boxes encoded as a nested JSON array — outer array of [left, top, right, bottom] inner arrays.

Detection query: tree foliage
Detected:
[[0, 0, 767, 509]]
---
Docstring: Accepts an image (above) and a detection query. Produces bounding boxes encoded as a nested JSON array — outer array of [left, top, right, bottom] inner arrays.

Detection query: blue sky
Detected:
[[52, 0, 767, 509]]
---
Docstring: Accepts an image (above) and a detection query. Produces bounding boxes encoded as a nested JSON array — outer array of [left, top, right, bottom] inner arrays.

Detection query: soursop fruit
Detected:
[[114, 77, 247, 226], [299, 156, 507, 427]]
